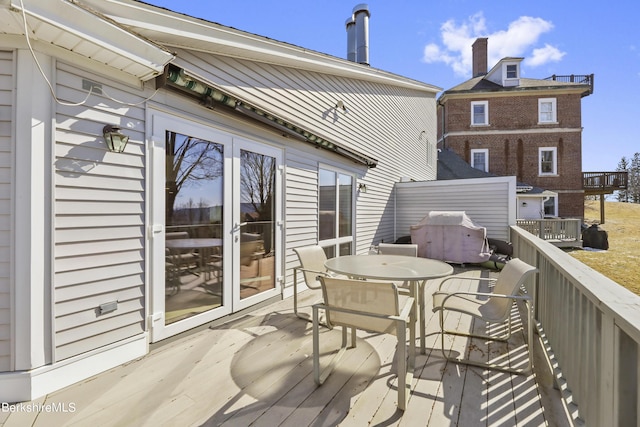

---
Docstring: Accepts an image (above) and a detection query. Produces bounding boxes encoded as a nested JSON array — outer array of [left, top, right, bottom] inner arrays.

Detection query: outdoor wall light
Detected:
[[335, 100, 348, 113], [103, 124, 129, 153], [358, 182, 367, 193]]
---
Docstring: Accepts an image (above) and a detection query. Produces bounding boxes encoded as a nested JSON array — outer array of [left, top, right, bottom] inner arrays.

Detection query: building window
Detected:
[[318, 167, 354, 258], [539, 147, 557, 175], [471, 101, 488, 126], [506, 64, 518, 79], [538, 98, 557, 123], [544, 196, 558, 217], [471, 148, 489, 172]]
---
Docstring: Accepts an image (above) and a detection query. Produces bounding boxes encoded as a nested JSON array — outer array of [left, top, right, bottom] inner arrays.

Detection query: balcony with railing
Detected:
[[583, 171, 628, 195], [544, 73, 594, 96], [516, 217, 582, 247]]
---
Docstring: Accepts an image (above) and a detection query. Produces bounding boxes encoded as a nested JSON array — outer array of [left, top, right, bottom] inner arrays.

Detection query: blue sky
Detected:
[[145, 0, 639, 172]]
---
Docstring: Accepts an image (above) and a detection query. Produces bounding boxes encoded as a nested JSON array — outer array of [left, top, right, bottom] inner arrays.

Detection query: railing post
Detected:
[[599, 315, 615, 426]]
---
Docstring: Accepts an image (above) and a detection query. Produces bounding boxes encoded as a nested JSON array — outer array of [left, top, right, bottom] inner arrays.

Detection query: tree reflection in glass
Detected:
[[239, 149, 276, 299], [164, 131, 224, 324]]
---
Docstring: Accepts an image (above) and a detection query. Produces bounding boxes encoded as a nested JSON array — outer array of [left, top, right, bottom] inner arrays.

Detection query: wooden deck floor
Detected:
[[1, 268, 570, 427]]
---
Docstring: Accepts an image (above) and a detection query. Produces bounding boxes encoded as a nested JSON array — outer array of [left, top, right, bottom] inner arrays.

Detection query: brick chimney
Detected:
[[472, 38, 488, 77]]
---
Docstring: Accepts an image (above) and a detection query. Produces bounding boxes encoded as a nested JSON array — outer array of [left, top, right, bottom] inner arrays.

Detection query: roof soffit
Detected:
[[5, 0, 174, 81]]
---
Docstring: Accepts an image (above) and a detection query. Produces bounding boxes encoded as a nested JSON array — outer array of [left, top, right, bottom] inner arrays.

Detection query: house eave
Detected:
[[78, 0, 441, 94], [4, 0, 175, 81], [439, 84, 592, 102]]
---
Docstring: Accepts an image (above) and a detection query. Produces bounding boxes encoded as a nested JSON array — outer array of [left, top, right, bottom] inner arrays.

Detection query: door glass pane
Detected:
[[338, 174, 352, 237], [319, 169, 336, 240], [239, 149, 276, 300], [165, 131, 224, 325]]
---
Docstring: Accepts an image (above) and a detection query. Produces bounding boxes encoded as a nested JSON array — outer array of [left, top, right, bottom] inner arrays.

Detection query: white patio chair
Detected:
[[377, 242, 418, 257], [432, 258, 538, 374], [292, 245, 336, 321], [313, 276, 415, 410], [376, 243, 419, 290]]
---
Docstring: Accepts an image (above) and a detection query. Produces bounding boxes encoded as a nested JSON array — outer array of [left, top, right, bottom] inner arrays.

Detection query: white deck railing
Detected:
[[511, 226, 640, 426], [516, 218, 582, 247]]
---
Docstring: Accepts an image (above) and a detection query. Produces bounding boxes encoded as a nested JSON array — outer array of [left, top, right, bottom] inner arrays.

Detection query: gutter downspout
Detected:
[[438, 98, 446, 150]]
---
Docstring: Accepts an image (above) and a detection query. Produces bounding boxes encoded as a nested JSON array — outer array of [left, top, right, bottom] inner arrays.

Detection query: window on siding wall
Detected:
[[471, 101, 488, 126], [544, 196, 558, 217], [506, 64, 518, 79], [538, 98, 557, 123], [471, 148, 489, 172], [539, 147, 557, 175], [318, 168, 354, 258]]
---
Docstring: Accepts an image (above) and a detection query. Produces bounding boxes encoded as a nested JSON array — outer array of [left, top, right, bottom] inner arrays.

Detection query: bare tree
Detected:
[[166, 132, 223, 224], [240, 150, 275, 222]]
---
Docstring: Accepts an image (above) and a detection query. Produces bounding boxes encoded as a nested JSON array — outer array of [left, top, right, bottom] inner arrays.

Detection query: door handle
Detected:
[[233, 222, 248, 232]]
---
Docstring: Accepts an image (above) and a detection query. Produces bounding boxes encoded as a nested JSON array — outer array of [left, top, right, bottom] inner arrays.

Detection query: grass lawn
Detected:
[[568, 200, 640, 295]]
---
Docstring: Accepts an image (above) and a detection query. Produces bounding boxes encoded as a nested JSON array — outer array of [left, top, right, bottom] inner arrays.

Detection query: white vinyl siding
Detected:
[[53, 64, 146, 361], [0, 51, 13, 371], [394, 177, 516, 241]]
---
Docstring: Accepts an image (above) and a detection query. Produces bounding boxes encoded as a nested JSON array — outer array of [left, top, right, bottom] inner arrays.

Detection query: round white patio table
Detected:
[[325, 254, 453, 354]]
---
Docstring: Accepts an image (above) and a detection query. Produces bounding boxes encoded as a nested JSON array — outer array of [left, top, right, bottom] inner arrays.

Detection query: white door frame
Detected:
[[147, 108, 282, 342], [232, 137, 283, 311]]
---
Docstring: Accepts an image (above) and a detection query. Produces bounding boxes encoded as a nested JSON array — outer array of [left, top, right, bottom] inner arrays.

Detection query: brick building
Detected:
[[437, 38, 593, 219]]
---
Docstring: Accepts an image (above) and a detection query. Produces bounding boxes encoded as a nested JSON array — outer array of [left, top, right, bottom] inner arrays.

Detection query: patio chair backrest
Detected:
[[293, 245, 329, 289], [377, 243, 418, 257], [481, 258, 538, 322], [319, 276, 401, 335]]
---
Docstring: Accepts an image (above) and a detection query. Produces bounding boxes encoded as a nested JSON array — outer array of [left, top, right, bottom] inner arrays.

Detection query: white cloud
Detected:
[[526, 44, 566, 67], [422, 12, 565, 77]]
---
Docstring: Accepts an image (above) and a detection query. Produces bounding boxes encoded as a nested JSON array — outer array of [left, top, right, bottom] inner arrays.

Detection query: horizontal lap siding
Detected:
[[284, 150, 319, 286], [395, 178, 513, 241], [53, 64, 146, 361], [0, 51, 12, 371], [174, 51, 437, 253]]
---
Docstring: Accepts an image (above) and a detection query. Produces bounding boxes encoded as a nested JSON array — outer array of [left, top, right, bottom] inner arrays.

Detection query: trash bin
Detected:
[[582, 224, 609, 250]]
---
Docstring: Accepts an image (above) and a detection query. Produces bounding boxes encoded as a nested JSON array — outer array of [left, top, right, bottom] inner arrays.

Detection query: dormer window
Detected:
[[506, 64, 518, 79]]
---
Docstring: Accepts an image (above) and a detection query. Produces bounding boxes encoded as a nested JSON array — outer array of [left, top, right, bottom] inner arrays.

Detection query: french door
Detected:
[[149, 111, 281, 341]]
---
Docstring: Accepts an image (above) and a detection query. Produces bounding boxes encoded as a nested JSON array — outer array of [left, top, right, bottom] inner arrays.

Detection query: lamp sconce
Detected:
[[102, 124, 130, 153], [522, 201, 528, 207], [335, 100, 348, 114], [358, 181, 367, 193]]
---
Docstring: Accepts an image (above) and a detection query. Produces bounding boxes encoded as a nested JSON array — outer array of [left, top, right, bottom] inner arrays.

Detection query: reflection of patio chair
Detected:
[[432, 258, 538, 374], [165, 248, 181, 295], [165, 231, 199, 278], [313, 276, 415, 410], [240, 239, 263, 277]]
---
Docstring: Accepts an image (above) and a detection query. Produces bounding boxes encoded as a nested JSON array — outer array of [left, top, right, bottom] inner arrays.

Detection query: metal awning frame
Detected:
[[164, 66, 377, 168]]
